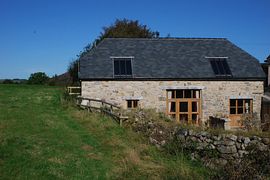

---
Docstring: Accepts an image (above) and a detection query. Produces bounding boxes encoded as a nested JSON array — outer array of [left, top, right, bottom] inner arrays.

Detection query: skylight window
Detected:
[[208, 57, 232, 76], [113, 57, 133, 76]]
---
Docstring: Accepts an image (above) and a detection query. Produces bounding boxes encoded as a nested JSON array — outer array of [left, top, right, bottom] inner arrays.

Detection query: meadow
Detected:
[[0, 85, 210, 179]]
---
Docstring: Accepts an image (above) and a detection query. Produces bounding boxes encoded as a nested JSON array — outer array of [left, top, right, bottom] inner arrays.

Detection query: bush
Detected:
[[2, 79, 13, 84], [239, 113, 261, 131], [28, 72, 49, 85]]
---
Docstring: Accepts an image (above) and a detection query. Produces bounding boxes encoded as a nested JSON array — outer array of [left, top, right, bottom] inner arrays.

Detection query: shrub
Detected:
[[28, 72, 49, 85]]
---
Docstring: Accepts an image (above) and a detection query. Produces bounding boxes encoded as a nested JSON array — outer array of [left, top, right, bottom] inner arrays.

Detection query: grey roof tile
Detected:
[[79, 38, 265, 80]]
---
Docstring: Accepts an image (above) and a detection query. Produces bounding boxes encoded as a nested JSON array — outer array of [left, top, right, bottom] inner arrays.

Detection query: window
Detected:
[[166, 89, 201, 125], [230, 99, 252, 114], [113, 58, 132, 76], [127, 100, 139, 109], [208, 58, 232, 76]]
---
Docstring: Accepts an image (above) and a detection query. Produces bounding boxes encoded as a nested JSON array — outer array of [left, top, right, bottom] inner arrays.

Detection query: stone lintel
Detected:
[[161, 86, 205, 90]]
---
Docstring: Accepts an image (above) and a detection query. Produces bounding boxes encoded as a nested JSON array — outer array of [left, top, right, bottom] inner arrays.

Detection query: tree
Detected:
[[28, 72, 49, 85], [80, 18, 159, 57], [68, 18, 160, 85], [67, 60, 79, 85]]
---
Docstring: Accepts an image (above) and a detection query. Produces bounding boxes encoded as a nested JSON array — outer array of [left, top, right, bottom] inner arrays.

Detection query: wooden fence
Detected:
[[76, 96, 128, 126]]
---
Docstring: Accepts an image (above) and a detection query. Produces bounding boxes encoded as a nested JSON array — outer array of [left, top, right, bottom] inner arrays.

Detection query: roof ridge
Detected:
[[104, 37, 227, 40]]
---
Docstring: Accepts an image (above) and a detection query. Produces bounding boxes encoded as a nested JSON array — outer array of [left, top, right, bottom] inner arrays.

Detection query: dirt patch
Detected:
[[81, 145, 93, 151], [86, 153, 101, 160], [48, 157, 65, 164]]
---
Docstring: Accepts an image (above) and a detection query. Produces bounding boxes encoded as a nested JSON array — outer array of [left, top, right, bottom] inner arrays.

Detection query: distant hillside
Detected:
[[0, 79, 27, 84], [49, 72, 72, 86]]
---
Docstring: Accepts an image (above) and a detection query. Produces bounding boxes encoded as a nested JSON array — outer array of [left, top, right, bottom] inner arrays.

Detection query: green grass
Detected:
[[0, 84, 211, 179]]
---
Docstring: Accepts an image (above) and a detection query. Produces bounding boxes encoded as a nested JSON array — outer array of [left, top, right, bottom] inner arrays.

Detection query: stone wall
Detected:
[[81, 80, 264, 124], [175, 128, 270, 166]]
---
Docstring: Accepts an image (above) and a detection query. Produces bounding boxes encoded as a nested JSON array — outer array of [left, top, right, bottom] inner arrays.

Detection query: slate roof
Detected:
[[79, 38, 265, 80]]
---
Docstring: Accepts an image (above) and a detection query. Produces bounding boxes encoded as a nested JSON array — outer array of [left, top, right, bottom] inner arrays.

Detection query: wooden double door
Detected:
[[167, 89, 201, 124]]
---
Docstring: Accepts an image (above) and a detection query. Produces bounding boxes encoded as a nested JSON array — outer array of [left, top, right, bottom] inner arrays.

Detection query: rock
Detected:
[[237, 136, 243, 142], [249, 140, 259, 147], [149, 137, 159, 145], [191, 153, 200, 161], [177, 129, 188, 137], [251, 136, 261, 141], [262, 138, 270, 145], [238, 150, 249, 158], [220, 153, 234, 160], [161, 140, 166, 146], [190, 136, 198, 142], [236, 142, 241, 150], [215, 159, 228, 166], [257, 143, 268, 151], [209, 144, 216, 149], [213, 141, 222, 145], [217, 145, 237, 154], [243, 137, 250, 144], [226, 134, 238, 141], [223, 140, 235, 146], [213, 135, 221, 141], [196, 142, 208, 150], [200, 131, 209, 137], [232, 153, 239, 158], [205, 138, 212, 143]]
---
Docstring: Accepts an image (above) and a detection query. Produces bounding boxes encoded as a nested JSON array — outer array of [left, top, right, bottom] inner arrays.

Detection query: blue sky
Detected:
[[0, 0, 269, 79]]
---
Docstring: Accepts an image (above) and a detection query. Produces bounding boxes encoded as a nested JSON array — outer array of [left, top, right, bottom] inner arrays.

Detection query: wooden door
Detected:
[[229, 99, 253, 127]]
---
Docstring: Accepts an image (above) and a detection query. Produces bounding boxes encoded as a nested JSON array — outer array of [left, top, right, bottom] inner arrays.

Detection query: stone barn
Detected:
[[79, 38, 265, 128]]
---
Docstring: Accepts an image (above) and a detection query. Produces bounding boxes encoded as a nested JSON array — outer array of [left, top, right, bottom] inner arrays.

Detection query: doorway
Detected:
[[166, 89, 201, 125]]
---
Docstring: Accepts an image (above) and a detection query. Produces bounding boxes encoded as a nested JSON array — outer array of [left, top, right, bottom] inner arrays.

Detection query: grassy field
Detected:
[[0, 85, 211, 179]]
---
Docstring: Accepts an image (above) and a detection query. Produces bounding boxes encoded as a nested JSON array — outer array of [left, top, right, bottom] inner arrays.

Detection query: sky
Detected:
[[0, 0, 269, 79]]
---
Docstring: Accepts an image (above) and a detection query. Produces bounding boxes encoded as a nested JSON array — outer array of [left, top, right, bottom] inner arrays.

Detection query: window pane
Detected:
[[133, 100, 138, 108], [184, 90, 192, 98], [238, 107, 243, 114], [176, 90, 183, 98], [180, 102, 188, 112], [216, 60, 225, 74], [192, 114, 198, 121], [210, 59, 231, 76], [245, 100, 251, 113], [167, 91, 172, 99], [171, 90, 175, 98], [210, 60, 219, 74], [169, 102, 176, 112], [127, 100, 132, 108], [238, 99, 243, 106], [192, 102, 198, 112], [192, 90, 200, 98], [222, 60, 231, 74], [126, 60, 132, 75], [114, 60, 120, 75], [230, 99, 236, 106], [230, 108, 236, 114], [120, 60, 126, 74]]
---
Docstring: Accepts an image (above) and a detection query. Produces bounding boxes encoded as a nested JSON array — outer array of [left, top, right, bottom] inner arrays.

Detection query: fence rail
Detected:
[[67, 86, 81, 95], [76, 96, 128, 126]]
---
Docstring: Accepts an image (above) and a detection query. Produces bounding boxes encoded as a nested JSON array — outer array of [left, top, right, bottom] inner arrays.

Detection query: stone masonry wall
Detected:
[[81, 81, 264, 123]]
